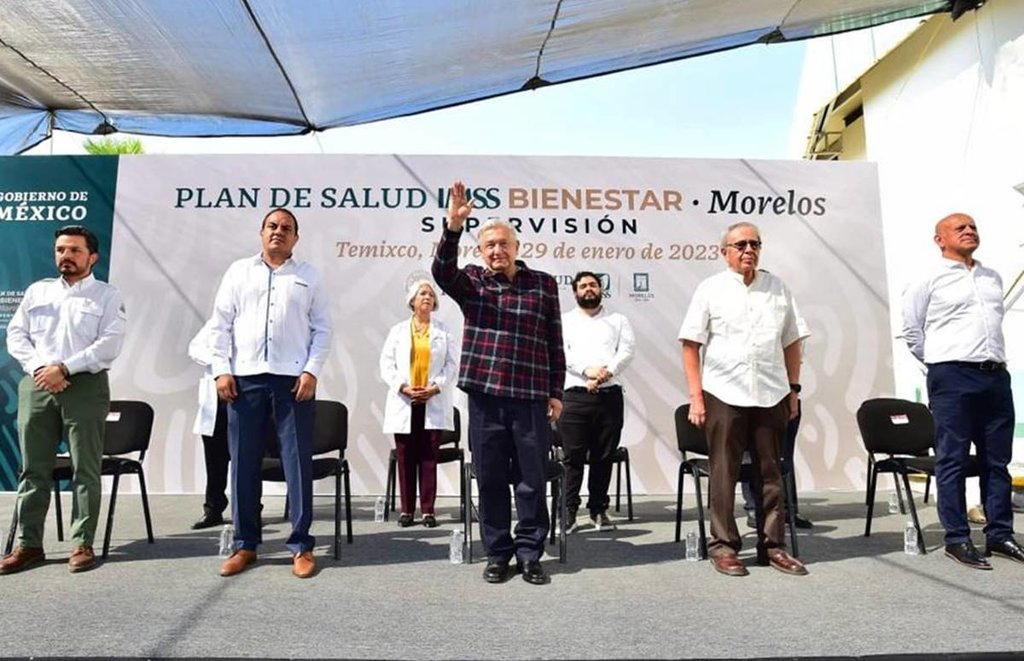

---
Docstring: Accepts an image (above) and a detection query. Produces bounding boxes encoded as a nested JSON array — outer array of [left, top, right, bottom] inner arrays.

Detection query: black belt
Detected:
[[937, 360, 1006, 372], [565, 385, 622, 394]]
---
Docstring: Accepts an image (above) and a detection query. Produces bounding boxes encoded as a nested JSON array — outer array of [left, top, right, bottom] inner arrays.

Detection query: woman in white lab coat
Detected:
[[379, 279, 457, 527]]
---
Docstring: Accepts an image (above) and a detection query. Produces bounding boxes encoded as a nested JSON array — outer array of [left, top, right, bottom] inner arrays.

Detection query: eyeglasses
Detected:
[[725, 240, 762, 251]]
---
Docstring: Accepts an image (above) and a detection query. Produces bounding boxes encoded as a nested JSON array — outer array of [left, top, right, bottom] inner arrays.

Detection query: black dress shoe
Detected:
[[397, 513, 414, 528], [986, 538, 1024, 565], [482, 560, 515, 584], [945, 541, 992, 570], [792, 513, 813, 529], [422, 514, 438, 528], [191, 512, 225, 530], [518, 560, 549, 585]]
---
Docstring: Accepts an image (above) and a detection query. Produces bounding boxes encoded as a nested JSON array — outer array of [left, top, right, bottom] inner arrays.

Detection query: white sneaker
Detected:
[[590, 511, 616, 531]]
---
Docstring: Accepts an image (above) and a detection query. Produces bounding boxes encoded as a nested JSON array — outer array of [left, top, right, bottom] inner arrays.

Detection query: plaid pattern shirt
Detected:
[[432, 227, 565, 401]]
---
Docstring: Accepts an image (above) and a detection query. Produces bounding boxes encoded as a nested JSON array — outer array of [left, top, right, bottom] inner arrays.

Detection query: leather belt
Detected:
[[565, 385, 622, 394], [937, 360, 1006, 371]]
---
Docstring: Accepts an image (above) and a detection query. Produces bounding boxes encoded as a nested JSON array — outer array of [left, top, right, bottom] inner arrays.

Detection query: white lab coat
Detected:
[[379, 318, 458, 434], [188, 319, 219, 436]]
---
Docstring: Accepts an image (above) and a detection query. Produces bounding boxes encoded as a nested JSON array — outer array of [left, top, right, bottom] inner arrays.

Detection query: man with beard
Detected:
[[2, 225, 126, 574], [558, 271, 635, 533]]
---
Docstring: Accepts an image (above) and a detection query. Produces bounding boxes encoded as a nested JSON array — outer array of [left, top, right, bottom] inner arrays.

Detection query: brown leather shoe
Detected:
[[68, 546, 97, 573], [711, 552, 749, 577], [768, 549, 808, 576], [219, 549, 257, 577], [293, 550, 316, 579], [0, 546, 45, 575]]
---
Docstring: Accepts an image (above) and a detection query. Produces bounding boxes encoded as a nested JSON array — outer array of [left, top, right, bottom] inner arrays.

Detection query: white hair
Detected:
[[720, 221, 760, 249], [406, 279, 438, 311], [477, 218, 519, 244]]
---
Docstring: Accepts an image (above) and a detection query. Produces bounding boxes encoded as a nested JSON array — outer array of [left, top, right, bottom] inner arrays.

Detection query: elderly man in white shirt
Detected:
[[559, 271, 635, 534], [2, 225, 126, 575], [209, 208, 332, 579], [902, 212, 1023, 570], [679, 221, 808, 577]]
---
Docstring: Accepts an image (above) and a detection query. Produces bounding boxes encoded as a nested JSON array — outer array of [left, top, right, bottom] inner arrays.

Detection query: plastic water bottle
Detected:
[[218, 524, 233, 558], [904, 520, 919, 555], [685, 529, 699, 561], [449, 529, 465, 564], [374, 496, 386, 523], [888, 491, 899, 514]]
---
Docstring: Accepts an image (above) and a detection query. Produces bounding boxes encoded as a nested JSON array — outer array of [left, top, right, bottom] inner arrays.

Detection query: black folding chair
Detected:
[[384, 408, 465, 522], [673, 404, 799, 559], [261, 399, 352, 560], [5, 400, 155, 559], [550, 424, 633, 521], [856, 397, 979, 555]]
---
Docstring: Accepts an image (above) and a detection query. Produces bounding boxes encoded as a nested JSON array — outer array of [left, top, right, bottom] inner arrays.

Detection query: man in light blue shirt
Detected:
[[210, 208, 332, 579]]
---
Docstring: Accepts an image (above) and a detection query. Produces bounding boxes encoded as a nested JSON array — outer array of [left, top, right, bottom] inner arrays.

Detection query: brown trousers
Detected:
[[703, 391, 789, 557]]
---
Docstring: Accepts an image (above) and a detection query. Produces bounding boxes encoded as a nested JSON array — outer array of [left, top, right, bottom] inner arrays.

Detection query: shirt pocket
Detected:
[[707, 297, 745, 337], [70, 299, 103, 338], [27, 301, 58, 335], [283, 278, 312, 319], [751, 298, 788, 346]]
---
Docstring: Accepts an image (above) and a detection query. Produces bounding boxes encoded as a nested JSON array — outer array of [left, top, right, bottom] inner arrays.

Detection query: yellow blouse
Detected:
[[409, 319, 431, 388]]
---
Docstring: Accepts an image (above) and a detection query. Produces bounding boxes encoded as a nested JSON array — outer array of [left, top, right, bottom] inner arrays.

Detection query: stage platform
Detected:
[[1, 490, 1022, 660]]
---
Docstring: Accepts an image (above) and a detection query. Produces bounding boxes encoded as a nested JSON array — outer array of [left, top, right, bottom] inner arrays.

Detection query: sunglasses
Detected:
[[725, 240, 762, 251]]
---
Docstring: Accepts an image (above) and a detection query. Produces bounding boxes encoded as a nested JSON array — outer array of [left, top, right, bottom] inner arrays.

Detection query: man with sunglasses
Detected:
[[902, 212, 1023, 570], [679, 222, 809, 577]]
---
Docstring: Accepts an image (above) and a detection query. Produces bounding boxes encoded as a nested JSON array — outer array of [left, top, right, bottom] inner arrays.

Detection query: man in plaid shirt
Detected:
[[432, 180, 565, 586]]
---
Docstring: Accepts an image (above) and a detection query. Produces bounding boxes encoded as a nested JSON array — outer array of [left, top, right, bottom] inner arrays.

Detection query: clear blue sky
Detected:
[[37, 40, 807, 159]]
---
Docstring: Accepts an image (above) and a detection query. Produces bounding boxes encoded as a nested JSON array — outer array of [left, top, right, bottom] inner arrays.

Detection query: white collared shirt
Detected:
[[562, 306, 635, 390], [678, 269, 808, 408], [209, 253, 332, 379], [901, 257, 1006, 364], [6, 273, 126, 375]]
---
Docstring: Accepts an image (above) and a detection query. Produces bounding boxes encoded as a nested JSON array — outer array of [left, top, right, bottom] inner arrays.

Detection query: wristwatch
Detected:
[[789, 383, 801, 394]]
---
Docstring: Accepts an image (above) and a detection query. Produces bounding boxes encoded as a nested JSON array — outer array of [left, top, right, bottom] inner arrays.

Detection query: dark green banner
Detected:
[[0, 155, 119, 490]]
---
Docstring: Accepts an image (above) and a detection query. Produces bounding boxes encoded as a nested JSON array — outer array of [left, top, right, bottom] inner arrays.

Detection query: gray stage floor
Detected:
[[1, 490, 1023, 660]]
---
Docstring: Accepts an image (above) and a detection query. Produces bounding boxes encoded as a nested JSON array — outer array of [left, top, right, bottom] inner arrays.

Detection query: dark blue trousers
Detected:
[[927, 363, 1015, 545], [229, 374, 315, 554], [468, 391, 551, 564]]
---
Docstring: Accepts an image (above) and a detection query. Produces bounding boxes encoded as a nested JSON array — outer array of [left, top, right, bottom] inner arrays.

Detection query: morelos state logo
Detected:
[[629, 272, 654, 302]]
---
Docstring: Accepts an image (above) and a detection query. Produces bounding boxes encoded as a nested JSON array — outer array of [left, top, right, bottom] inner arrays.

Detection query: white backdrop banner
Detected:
[[106, 154, 891, 495]]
